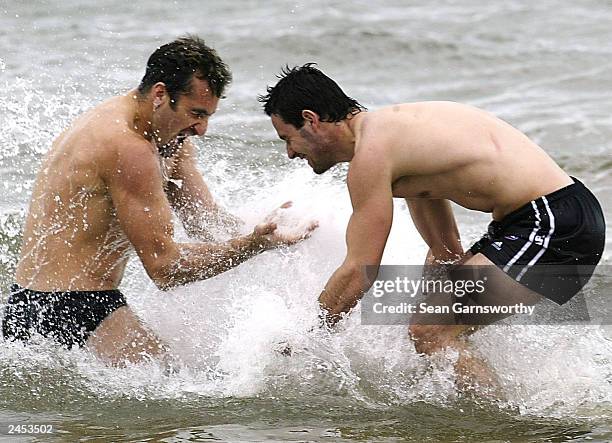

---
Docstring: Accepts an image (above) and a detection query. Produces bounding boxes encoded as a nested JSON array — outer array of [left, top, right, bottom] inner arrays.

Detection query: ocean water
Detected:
[[0, 1, 611, 441]]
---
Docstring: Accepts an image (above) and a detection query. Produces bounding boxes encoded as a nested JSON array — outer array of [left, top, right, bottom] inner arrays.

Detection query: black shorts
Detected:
[[470, 177, 606, 304], [2, 284, 127, 348]]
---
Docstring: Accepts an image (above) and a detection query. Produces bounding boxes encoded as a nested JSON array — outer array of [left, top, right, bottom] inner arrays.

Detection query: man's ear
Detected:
[[301, 110, 320, 129], [152, 82, 168, 107]]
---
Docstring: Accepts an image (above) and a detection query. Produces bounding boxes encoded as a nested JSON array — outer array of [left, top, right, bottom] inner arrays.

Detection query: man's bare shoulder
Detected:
[[348, 115, 394, 195], [353, 104, 428, 149], [87, 98, 143, 145], [77, 101, 159, 185], [56, 97, 144, 159], [351, 109, 406, 168], [73, 98, 153, 161]]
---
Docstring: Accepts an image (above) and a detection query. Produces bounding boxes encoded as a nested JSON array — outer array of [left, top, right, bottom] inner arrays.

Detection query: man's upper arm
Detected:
[[344, 160, 394, 270], [103, 140, 178, 280]]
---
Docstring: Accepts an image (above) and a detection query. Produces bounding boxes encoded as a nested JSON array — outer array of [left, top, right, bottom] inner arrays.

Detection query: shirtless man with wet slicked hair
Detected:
[[3, 36, 315, 365], [259, 64, 605, 390]]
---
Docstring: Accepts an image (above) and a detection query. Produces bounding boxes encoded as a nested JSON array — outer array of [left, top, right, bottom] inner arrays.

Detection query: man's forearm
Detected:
[[318, 264, 370, 326], [182, 205, 243, 241], [210, 206, 243, 234], [156, 233, 264, 289]]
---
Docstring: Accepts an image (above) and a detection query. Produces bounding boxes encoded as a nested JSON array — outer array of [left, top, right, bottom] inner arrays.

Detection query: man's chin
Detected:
[[312, 164, 331, 175]]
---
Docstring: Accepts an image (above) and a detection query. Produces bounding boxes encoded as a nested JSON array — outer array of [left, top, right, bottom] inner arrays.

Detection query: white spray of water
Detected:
[[0, 82, 609, 421], [106, 167, 611, 417]]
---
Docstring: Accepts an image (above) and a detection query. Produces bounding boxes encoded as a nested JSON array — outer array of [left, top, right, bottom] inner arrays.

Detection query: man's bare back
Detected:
[[350, 101, 573, 220]]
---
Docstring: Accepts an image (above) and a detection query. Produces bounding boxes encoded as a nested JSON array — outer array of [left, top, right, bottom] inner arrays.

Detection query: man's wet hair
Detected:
[[258, 63, 365, 128], [138, 35, 232, 109]]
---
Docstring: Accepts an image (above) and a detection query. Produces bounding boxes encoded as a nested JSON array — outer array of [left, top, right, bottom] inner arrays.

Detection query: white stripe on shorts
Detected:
[[503, 200, 541, 272], [516, 196, 556, 282]]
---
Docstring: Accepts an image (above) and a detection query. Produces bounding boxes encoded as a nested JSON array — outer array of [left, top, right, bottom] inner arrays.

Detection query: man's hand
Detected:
[[319, 289, 361, 328], [252, 200, 319, 249], [263, 200, 294, 223], [425, 247, 463, 266], [316, 263, 370, 329], [250, 219, 318, 250]]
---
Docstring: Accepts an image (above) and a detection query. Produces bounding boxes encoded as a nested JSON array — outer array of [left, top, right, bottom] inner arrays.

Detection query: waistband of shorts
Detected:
[[8, 283, 125, 304], [495, 176, 586, 228]]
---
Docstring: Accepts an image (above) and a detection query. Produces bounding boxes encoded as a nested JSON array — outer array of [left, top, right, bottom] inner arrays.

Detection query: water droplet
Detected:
[[143, 207, 150, 212]]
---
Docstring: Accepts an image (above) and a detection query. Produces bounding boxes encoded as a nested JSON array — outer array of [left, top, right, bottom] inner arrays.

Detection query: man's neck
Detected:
[[128, 89, 154, 142], [338, 111, 365, 161]]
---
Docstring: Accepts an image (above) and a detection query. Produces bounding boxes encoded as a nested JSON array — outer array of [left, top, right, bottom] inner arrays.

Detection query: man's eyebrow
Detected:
[[191, 107, 214, 116], [278, 135, 287, 141]]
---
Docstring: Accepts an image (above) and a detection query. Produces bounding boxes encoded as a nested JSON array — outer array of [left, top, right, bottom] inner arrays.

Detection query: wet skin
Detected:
[[14, 78, 315, 365], [270, 101, 572, 392]]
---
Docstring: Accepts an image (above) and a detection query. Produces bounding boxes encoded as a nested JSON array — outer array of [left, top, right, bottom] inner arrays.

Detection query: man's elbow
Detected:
[[141, 250, 181, 291]]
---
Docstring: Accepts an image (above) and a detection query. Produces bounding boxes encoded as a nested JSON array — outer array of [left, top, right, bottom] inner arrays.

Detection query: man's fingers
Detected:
[[254, 222, 277, 235], [263, 201, 292, 224], [299, 221, 319, 239], [256, 218, 318, 248]]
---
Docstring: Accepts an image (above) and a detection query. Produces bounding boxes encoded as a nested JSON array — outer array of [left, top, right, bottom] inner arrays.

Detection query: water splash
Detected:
[[0, 15, 610, 438]]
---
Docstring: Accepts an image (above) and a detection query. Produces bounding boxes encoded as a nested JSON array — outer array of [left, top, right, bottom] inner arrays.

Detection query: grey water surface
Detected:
[[0, 1, 611, 441]]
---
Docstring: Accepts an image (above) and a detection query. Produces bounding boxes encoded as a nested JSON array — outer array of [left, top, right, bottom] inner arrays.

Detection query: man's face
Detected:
[[153, 77, 220, 149], [271, 114, 335, 174]]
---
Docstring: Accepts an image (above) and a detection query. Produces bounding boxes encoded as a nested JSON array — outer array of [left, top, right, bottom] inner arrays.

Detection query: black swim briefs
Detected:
[[2, 284, 127, 348], [469, 177, 606, 304]]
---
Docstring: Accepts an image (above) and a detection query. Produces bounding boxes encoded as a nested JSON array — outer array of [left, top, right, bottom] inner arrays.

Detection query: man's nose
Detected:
[[287, 146, 296, 159], [193, 121, 207, 136]]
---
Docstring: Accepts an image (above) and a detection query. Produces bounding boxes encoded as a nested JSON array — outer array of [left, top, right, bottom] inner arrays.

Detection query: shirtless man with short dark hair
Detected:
[[2, 37, 315, 365], [259, 64, 605, 389]]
